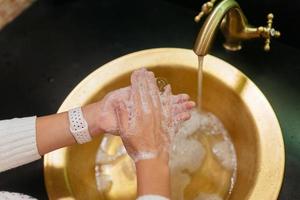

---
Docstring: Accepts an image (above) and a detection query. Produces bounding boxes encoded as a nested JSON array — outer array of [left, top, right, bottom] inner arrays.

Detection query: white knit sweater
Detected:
[[0, 117, 168, 200], [0, 117, 40, 172]]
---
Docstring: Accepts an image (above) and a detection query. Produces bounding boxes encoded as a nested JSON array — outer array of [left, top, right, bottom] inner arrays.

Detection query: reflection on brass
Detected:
[[193, 0, 281, 55], [156, 77, 168, 92], [44, 48, 284, 200]]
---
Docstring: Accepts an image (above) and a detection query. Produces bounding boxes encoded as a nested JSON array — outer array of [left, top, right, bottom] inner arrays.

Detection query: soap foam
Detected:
[[95, 171, 112, 192], [198, 112, 227, 135], [169, 110, 206, 200], [95, 135, 127, 192], [212, 139, 237, 170], [170, 135, 205, 173], [176, 110, 201, 138], [132, 151, 158, 163], [169, 109, 237, 200]]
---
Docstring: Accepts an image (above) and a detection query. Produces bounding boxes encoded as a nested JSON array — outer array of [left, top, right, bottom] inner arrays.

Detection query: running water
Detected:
[[197, 56, 204, 111]]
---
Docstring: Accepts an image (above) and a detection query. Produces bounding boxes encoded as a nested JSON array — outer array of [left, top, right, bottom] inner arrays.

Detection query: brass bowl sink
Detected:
[[44, 48, 284, 200]]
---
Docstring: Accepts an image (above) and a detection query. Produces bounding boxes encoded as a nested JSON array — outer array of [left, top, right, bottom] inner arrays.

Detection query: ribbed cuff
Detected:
[[0, 116, 41, 172], [137, 195, 169, 200]]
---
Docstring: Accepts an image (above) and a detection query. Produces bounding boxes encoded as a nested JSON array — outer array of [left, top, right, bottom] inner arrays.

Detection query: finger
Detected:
[[172, 101, 196, 114], [184, 101, 196, 110], [174, 112, 191, 122], [161, 84, 172, 107], [112, 87, 131, 102], [161, 84, 172, 114], [161, 84, 173, 132], [145, 70, 161, 109], [171, 94, 190, 104], [115, 101, 129, 135], [145, 70, 163, 138], [137, 69, 153, 113], [163, 84, 172, 96], [119, 86, 131, 96], [130, 69, 142, 117]]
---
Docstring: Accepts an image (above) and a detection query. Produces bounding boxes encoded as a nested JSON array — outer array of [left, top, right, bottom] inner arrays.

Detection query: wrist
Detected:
[[135, 157, 170, 198], [136, 157, 169, 173], [82, 102, 103, 137]]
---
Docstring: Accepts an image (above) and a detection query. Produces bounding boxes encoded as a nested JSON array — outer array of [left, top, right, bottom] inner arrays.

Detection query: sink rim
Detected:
[[44, 48, 285, 200]]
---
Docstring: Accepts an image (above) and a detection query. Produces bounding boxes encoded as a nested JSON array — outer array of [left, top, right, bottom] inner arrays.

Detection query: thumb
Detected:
[[114, 101, 129, 135]]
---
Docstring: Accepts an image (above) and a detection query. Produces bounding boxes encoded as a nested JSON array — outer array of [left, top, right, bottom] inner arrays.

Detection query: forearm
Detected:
[[135, 157, 170, 198], [36, 102, 102, 155]]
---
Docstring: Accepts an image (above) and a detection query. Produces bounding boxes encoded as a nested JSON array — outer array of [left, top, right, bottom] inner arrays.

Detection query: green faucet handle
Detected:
[[194, 0, 217, 23]]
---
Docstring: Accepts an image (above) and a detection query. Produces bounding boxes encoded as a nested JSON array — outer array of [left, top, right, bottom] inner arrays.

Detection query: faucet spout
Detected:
[[193, 0, 281, 56], [194, 0, 239, 56]]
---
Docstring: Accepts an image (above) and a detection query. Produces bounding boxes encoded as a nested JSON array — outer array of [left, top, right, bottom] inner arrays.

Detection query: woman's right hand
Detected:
[[115, 69, 170, 163], [115, 69, 194, 198], [115, 68, 194, 162]]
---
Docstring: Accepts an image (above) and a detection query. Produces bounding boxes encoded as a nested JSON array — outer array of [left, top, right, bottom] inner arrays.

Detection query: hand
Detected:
[[97, 87, 131, 135], [114, 69, 194, 198], [115, 69, 194, 163]]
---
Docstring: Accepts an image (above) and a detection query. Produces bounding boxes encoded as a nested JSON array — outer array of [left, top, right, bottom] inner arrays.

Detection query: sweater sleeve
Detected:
[[137, 195, 169, 200], [0, 116, 41, 172]]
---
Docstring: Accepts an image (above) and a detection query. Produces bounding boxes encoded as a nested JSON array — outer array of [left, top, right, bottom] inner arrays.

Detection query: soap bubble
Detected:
[[212, 140, 237, 170], [198, 112, 227, 135], [95, 172, 112, 192], [176, 110, 202, 138], [170, 135, 205, 173], [169, 109, 237, 200]]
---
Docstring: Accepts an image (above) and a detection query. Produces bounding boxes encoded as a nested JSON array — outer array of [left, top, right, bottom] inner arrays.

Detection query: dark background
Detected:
[[0, 0, 299, 199]]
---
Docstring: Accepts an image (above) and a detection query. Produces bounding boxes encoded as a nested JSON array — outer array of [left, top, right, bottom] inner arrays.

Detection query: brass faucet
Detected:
[[193, 0, 281, 56]]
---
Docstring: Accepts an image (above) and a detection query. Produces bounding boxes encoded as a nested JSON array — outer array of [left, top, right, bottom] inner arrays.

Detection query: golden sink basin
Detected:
[[44, 48, 284, 200]]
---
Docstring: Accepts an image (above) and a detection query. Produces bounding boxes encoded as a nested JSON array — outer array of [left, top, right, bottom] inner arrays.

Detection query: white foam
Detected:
[[169, 109, 237, 200], [169, 110, 206, 200], [170, 135, 205, 173], [95, 139, 127, 165], [95, 149, 114, 164], [198, 112, 226, 135], [121, 158, 136, 181], [132, 151, 158, 163], [95, 135, 128, 192], [212, 140, 237, 170], [177, 110, 201, 138], [95, 173, 112, 192]]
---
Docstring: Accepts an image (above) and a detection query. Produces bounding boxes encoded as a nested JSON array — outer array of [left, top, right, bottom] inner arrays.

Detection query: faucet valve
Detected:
[[194, 0, 217, 23], [258, 13, 281, 51]]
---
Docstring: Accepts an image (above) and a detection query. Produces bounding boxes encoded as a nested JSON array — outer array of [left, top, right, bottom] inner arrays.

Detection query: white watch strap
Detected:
[[68, 107, 92, 144]]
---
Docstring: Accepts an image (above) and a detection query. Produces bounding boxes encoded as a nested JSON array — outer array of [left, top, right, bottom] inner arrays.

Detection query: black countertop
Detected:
[[0, 0, 299, 199]]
